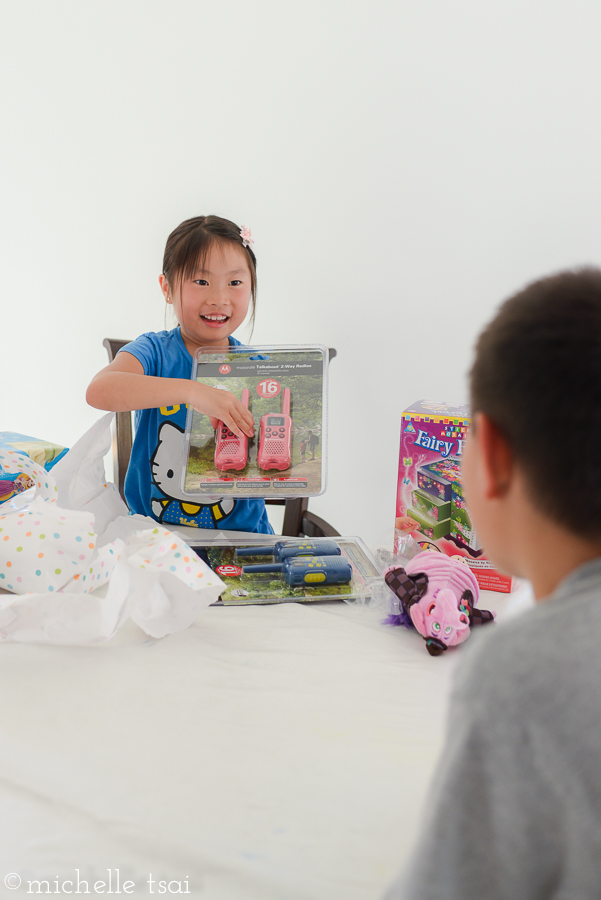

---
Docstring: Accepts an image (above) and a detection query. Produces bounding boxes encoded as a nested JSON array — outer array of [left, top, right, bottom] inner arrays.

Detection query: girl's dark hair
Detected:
[[470, 267, 601, 537], [162, 215, 257, 331]]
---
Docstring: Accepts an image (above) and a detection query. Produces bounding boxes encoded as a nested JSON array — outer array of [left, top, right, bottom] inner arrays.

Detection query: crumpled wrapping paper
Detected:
[[0, 419, 225, 644]]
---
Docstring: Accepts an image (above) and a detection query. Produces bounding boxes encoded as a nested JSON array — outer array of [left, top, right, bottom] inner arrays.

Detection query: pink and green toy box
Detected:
[[395, 401, 512, 593]]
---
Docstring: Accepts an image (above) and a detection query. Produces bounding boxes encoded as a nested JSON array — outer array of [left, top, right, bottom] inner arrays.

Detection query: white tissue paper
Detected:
[[0, 419, 225, 644], [51, 411, 130, 534]]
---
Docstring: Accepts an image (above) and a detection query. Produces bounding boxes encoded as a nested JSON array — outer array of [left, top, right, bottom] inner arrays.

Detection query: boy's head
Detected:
[[464, 268, 601, 571]]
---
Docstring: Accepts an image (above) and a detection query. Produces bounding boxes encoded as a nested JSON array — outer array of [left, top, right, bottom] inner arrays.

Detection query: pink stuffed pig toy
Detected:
[[384, 551, 495, 656]]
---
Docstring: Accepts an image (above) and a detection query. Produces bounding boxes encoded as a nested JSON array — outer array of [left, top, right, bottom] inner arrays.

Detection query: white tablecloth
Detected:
[[0, 589, 516, 899]]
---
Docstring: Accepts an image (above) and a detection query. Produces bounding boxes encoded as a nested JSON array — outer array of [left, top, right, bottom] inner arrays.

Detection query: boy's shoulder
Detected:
[[457, 557, 601, 716]]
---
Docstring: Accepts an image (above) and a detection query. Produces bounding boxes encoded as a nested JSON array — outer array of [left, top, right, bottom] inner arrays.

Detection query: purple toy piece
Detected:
[[384, 551, 495, 656]]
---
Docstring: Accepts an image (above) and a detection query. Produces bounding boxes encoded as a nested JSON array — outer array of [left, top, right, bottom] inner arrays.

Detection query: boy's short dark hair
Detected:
[[470, 267, 601, 537]]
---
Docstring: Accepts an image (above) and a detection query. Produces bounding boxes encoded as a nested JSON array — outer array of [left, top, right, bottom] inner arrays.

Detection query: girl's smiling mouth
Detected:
[[201, 314, 230, 325]]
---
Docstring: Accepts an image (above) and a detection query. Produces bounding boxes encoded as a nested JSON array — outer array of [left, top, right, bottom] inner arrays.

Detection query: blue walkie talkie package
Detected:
[[187, 536, 381, 605]]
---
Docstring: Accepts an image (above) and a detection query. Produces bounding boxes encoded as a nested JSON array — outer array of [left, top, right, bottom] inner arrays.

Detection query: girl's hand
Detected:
[[187, 382, 255, 438], [395, 515, 420, 533]]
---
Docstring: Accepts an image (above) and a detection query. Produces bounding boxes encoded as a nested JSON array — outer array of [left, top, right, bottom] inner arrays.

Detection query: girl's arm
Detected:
[[86, 352, 255, 438]]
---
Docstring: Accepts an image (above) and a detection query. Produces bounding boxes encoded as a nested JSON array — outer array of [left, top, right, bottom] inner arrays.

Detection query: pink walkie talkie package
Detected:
[[257, 387, 292, 471], [214, 388, 251, 472], [180, 346, 328, 500]]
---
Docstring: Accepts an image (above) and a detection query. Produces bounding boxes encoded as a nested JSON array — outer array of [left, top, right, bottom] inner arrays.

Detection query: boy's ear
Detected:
[[474, 412, 513, 500]]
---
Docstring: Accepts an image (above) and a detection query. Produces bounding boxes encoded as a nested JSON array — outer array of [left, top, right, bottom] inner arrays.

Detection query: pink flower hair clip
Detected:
[[240, 226, 254, 249]]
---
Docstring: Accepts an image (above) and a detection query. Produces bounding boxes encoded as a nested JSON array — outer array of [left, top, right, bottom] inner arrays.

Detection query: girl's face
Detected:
[[160, 241, 252, 352]]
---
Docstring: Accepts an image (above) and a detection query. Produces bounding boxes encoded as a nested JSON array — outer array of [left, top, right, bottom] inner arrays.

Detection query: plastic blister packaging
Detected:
[[181, 345, 328, 499], [188, 535, 381, 605], [352, 530, 421, 612]]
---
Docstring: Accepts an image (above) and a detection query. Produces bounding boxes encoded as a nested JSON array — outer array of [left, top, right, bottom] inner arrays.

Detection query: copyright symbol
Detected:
[[5, 873, 21, 889]]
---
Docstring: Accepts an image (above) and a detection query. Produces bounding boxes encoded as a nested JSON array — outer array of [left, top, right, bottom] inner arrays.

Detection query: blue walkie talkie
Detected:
[[235, 539, 341, 562], [242, 555, 352, 586]]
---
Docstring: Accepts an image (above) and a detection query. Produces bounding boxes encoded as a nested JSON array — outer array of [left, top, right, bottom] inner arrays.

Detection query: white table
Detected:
[[0, 588, 516, 899]]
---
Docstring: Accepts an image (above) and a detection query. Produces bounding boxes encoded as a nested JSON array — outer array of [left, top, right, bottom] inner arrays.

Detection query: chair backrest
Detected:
[[102, 339, 339, 537]]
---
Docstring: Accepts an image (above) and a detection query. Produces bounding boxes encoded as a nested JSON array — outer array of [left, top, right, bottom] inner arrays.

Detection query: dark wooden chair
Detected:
[[103, 339, 339, 538]]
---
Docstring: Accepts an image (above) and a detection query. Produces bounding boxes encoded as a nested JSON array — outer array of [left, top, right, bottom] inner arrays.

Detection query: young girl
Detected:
[[86, 215, 273, 533]]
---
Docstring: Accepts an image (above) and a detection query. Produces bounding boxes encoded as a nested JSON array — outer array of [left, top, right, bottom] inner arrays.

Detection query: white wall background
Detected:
[[3, 0, 601, 544]]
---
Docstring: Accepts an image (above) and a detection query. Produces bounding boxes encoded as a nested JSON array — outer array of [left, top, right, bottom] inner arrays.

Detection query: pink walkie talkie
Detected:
[[257, 388, 292, 471], [214, 388, 250, 472]]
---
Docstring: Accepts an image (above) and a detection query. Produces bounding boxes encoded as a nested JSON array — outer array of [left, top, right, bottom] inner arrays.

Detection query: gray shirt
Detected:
[[384, 557, 601, 900]]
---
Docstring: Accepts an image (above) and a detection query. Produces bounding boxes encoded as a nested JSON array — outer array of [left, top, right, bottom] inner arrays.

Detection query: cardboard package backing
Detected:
[[395, 401, 512, 593]]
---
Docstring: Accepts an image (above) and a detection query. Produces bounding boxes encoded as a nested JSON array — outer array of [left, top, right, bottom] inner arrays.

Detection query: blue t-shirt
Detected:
[[119, 328, 273, 534]]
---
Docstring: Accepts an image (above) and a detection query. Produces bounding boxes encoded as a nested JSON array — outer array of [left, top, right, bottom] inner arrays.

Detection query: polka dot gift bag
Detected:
[[0, 431, 226, 644], [0, 498, 98, 594], [0, 448, 97, 594]]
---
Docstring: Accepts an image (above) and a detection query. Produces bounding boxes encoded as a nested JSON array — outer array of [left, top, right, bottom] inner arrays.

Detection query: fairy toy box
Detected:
[[395, 401, 512, 593]]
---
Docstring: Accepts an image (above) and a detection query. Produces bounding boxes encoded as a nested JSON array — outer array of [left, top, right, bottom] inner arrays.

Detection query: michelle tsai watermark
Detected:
[[3, 869, 191, 894]]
